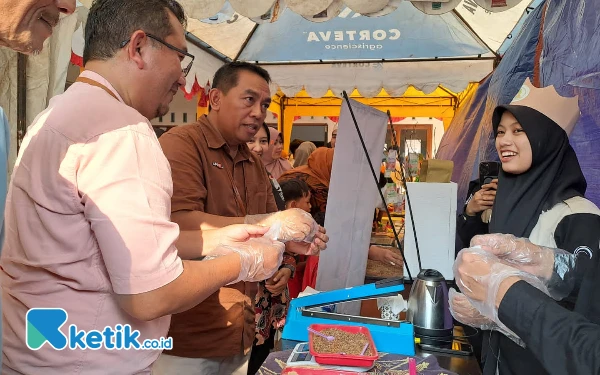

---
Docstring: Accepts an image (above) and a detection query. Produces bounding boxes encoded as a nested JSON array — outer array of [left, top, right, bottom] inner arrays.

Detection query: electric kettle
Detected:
[[406, 269, 454, 344]]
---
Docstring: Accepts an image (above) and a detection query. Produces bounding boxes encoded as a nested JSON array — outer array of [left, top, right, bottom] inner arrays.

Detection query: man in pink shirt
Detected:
[[0, 0, 285, 373]]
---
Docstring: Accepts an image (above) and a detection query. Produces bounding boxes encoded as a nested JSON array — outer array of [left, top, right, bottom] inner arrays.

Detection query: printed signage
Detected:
[[239, 2, 490, 62]]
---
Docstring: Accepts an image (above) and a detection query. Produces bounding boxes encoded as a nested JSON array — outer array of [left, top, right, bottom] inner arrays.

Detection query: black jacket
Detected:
[[500, 272, 600, 375], [456, 179, 489, 254], [484, 212, 600, 375]]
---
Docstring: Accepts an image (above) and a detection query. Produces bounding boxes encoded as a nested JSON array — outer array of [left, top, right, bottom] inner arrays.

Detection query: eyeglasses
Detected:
[[120, 33, 195, 77]]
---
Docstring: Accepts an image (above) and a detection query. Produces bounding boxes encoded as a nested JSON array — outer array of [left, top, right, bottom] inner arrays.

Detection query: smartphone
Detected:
[[286, 342, 314, 367], [479, 161, 500, 186], [419, 341, 473, 356]]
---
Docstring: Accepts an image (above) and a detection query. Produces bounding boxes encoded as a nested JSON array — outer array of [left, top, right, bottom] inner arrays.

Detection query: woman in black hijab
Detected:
[[475, 104, 600, 375]]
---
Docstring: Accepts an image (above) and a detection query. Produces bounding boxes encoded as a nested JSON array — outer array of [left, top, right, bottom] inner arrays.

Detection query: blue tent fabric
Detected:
[[439, 0, 600, 216], [238, 2, 492, 63], [497, 0, 545, 56], [437, 2, 545, 212], [539, 0, 600, 207], [436, 75, 493, 215]]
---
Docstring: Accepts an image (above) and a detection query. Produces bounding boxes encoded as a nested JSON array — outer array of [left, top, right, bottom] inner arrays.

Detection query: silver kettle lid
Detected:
[[417, 269, 445, 282]]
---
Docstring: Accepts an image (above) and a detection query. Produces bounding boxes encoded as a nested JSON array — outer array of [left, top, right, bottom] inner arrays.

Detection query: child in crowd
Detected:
[[280, 178, 312, 299], [280, 178, 312, 213]]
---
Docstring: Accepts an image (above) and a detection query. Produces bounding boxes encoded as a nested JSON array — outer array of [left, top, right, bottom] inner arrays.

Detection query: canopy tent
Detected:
[[179, 0, 541, 96], [236, 2, 493, 98], [0, 0, 543, 173], [185, 0, 541, 149], [265, 85, 466, 150], [194, 83, 474, 152], [68, 0, 540, 99]]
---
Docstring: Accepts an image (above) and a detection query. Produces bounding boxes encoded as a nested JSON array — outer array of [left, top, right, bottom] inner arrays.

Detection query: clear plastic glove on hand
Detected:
[[207, 225, 285, 284], [286, 225, 328, 256], [471, 234, 578, 300], [245, 208, 319, 243], [449, 289, 525, 346], [449, 289, 496, 330], [454, 247, 549, 326]]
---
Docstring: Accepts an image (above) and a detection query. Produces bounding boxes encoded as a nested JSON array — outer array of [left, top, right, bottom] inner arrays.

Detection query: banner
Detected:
[[316, 98, 388, 315], [239, 2, 491, 62]]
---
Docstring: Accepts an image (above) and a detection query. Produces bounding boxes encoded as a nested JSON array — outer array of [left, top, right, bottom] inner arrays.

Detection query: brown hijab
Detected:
[[293, 147, 334, 188]]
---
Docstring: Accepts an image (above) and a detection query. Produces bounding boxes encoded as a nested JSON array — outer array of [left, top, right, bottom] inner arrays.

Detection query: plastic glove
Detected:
[[471, 234, 578, 300], [286, 225, 328, 255], [454, 247, 549, 324], [449, 289, 496, 330], [245, 208, 320, 244], [449, 289, 525, 346], [207, 225, 285, 284]]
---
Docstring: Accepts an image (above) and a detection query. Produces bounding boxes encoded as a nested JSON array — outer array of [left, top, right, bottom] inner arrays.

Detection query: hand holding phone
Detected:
[[465, 162, 500, 217], [482, 178, 498, 192], [465, 182, 497, 216]]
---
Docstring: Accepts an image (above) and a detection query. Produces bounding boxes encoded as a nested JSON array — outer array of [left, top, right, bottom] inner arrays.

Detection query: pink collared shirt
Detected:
[[0, 71, 184, 374]]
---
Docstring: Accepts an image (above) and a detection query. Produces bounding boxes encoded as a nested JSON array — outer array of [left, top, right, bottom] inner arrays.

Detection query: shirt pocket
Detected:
[[246, 182, 268, 215]]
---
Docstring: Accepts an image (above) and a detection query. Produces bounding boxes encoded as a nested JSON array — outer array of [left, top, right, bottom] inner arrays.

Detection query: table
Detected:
[[416, 346, 481, 375], [259, 338, 482, 375]]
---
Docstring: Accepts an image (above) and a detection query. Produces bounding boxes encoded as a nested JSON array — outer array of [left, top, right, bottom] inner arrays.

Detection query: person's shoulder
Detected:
[[45, 84, 153, 143], [563, 196, 600, 216], [278, 169, 302, 183], [163, 122, 202, 137], [158, 123, 206, 158], [248, 152, 269, 175], [160, 118, 211, 144]]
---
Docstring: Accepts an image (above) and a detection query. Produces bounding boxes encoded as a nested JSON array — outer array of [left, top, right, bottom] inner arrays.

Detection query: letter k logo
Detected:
[[26, 308, 68, 350]]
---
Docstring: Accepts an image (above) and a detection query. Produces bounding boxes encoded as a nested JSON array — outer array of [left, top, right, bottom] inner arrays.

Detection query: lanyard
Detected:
[[76, 76, 120, 102], [221, 153, 247, 217]]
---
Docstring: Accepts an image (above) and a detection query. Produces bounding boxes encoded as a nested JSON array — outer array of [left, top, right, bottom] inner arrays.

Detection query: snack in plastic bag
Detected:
[[206, 224, 285, 284], [245, 208, 320, 243]]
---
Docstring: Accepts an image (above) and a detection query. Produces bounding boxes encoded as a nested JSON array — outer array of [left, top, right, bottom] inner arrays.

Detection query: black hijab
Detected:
[[489, 105, 586, 238]]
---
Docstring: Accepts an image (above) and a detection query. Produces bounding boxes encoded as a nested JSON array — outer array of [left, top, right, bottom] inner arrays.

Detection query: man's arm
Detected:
[[118, 236, 284, 320], [176, 225, 269, 259], [173, 210, 244, 231], [116, 254, 241, 320], [553, 213, 600, 297], [498, 280, 600, 375], [175, 209, 327, 257]]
